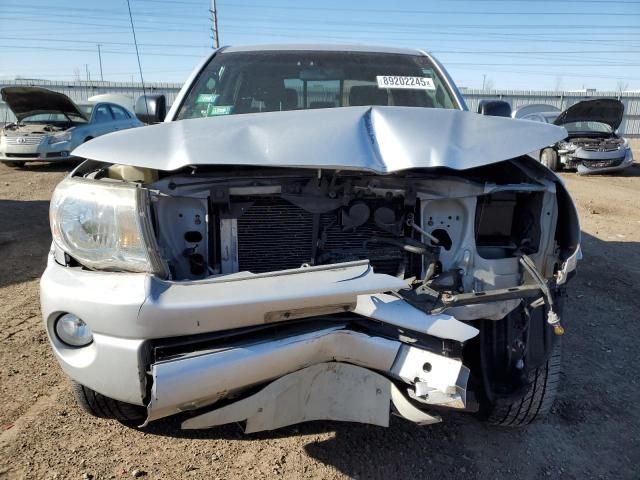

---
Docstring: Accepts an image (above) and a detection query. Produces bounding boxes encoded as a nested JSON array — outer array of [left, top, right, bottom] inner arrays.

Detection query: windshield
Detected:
[[564, 121, 613, 134], [79, 104, 95, 117], [21, 112, 86, 124], [176, 50, 459, 120]]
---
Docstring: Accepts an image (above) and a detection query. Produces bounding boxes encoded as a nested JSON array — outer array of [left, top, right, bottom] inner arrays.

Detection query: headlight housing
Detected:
[[48, 130, 73, 144], [50, 177, 166, 274]]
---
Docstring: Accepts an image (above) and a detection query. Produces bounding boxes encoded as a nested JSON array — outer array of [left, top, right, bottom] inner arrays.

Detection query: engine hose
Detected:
[[519, 255, 564, 336], [365, 236, 429, 255]]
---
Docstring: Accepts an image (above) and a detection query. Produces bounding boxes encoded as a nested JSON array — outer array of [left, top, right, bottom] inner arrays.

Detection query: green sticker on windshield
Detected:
[[196, 93, 219, 104], [205, 105, 233, 116]]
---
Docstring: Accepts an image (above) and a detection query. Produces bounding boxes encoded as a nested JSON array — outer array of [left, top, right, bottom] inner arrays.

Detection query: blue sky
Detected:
[[0, 0, 639, 90]]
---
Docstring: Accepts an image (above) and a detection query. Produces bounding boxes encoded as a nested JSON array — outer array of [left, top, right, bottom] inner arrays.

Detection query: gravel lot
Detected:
[[1, 159, 639, 480]]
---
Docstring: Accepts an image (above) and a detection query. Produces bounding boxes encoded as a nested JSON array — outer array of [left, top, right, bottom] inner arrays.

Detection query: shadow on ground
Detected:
[[0, 199, 51, 288], [10, 161, 78, 173]]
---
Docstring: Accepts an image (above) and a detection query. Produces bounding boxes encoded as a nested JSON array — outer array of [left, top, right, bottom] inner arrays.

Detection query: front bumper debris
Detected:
[[41, 255, 478, 420], [147, 323, 469, 428], [182, 363, 442, 432], [560, 147, 634, 175]]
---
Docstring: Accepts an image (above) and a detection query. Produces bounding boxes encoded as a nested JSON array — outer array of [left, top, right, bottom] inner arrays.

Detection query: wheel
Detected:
[[3, 161, 26, 168], [72, 382, 146, 425], [541, 148, 562, 171], [482, 342, 561, 428]]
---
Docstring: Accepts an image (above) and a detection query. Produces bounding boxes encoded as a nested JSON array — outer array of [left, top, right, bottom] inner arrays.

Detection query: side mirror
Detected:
[[477, 100, 512, 118], [135, 94, 166, 124]]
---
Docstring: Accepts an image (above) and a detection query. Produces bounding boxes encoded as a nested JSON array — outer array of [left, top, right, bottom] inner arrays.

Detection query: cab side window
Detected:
[[94, 105, 114, 123], [110, 105, 131, 120]]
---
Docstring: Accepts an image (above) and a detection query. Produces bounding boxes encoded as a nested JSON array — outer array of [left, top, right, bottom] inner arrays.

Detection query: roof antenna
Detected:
[[126, 0, 149, 118]]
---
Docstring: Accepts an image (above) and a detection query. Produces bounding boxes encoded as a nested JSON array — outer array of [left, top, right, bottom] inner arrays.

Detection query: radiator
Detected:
[[236, 197, 404, 275]]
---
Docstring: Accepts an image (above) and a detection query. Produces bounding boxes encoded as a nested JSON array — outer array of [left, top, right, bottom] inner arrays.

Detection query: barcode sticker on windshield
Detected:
[[376, 76, 435, 90]]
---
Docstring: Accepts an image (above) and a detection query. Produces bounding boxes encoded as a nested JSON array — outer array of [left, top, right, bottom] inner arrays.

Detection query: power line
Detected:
[[0, 45, 205, 57], [0, 16, 209, 33], [215, 2, 640, 16], [0, 12, 207, 28], [0, 36, 211, 49]]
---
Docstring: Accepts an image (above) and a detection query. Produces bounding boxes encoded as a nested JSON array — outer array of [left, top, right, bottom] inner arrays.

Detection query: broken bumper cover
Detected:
[[576, 148, 634, 175], [41, 254, 477, 428], [148, 324, 470, 428], [562, 148, 634, 174]]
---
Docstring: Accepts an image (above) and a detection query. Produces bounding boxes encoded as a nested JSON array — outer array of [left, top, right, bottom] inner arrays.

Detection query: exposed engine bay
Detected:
[[558, 135, 627, 169], [1, 122, 69, 135], [83, 156, 578, 327]]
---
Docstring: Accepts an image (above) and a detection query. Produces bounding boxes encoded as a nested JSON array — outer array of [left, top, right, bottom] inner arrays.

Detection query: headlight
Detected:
[[50, 177, 166, 274], [48, 130, 72, 144], [55, 313, 93, 347]]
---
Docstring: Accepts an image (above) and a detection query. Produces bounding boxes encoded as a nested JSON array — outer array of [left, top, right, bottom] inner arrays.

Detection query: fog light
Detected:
[[54, 313, 93, 347]]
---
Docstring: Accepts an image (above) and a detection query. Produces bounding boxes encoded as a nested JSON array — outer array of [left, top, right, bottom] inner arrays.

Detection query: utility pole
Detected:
[[85, 64, 90, 82], [482, 74, 486, 90], [97, 44, 104, 81], [210, 0, 220, 48]]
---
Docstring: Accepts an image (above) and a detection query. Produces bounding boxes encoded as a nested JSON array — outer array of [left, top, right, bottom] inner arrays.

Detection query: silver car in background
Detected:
[[514, 99, 634, 174], [0, 87, 142, 167]]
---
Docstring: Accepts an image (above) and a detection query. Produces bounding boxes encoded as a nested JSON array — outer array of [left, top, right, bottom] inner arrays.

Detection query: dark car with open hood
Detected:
[[41, 44, 580, 434]]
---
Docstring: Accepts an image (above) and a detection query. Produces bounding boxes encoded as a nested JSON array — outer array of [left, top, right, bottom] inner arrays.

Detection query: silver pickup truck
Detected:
[[41, 44, 580, 433]]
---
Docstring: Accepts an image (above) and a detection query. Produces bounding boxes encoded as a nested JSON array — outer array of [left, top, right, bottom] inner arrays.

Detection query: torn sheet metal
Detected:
[[182, 363, 393, 432], [182, 362, 441, 431], [73, 105, 567, 173], [354, 293, 478, 342], [391, 345, 469, 409], [146, 326, 401, 422], [147, 323, 469, 424]]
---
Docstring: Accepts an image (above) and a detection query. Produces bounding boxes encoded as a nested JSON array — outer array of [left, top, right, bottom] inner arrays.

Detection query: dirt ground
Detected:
[[1, 159, 639, 480]]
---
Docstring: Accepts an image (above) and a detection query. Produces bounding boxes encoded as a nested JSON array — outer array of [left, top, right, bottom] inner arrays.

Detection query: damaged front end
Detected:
[[43, 106, 580, 432]]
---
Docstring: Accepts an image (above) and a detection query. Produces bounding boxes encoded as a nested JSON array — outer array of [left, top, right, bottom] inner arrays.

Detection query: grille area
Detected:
[[4, 133, 45, 146], [582, 158, 624, 169], [5, 153, 38, 158], [582, 144, 621, 152], [236, 196, 406, 274]]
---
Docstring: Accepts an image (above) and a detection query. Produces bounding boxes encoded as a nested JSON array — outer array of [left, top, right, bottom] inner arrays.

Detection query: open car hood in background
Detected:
[[73, 106, 567, 173], [1, 86, 88, 122], [553, 99, 624, 130]]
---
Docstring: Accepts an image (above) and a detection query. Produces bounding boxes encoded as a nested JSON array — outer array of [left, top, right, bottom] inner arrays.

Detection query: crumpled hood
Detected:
[[72, 106, 567, 173], [554, 99, 624, 131], [1, 86, 88, 122]]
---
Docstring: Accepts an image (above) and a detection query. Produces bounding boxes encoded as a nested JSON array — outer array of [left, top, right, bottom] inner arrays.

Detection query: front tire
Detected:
[[483, 342, 561, 427], [72, 382, 146, 425], [541, 148, 562, 171]]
